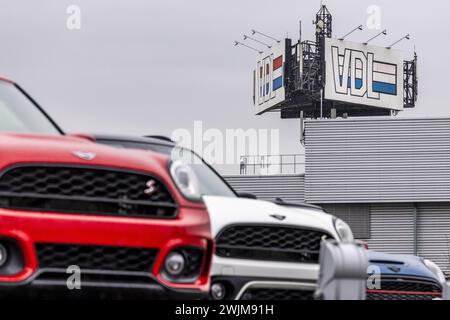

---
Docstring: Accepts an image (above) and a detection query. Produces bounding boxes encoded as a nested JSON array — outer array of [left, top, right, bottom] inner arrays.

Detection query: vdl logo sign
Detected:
[[253, 42, 286, 114], [331, 46, 397, 99], [324, 38, 403, 111], [256, 54, 283, 105]]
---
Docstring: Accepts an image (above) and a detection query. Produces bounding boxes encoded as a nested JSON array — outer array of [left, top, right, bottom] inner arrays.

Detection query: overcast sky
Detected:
[[0, 0, 448, 173]]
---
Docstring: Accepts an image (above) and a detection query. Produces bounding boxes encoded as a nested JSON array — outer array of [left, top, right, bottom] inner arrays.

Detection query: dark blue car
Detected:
[[366, 251, 445, 300]]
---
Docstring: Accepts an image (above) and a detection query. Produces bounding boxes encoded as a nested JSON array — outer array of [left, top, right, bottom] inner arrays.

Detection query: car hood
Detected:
[[0, 132, 170, 175], [367, 250, 440, 282], [203, 195, 338, 239]]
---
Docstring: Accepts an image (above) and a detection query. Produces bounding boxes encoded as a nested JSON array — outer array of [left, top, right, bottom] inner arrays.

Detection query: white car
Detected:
[[92, 135, 354, 300], [203, 196, 351, 300]]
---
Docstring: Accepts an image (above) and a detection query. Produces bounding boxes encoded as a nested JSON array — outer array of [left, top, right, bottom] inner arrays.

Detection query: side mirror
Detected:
[[238, 192, 257, 199]]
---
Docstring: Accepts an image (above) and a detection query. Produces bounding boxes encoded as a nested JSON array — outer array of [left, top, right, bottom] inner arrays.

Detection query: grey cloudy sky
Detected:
[[0, 0, 448, 172]]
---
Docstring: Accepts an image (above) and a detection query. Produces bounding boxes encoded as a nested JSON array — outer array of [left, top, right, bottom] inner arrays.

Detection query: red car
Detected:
[[0, 77, 213, 299]]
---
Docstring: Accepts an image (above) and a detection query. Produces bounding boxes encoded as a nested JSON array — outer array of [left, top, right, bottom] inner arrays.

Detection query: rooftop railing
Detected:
[[239, 154, 305, 175]]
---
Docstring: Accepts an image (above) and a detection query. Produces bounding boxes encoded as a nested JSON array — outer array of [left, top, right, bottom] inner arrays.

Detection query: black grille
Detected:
[[366, 279, 442, 300], [216, 225, 331, 263], [35, 243, 158, 272], [378, 280, 441, 292], [240, 288, 314, 300], [366, 292, 440, 300], [0, 166, 177, 218]]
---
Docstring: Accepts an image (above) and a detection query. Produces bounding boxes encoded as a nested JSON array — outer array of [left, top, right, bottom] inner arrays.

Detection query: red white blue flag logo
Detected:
[[258, 55, 283, 99], [253, 42, 287, 115]]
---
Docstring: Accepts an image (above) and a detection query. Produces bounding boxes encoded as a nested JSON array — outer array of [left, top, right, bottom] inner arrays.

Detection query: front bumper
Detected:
[[210, 276, 316, 300], [0, 206, 212, 299], [212, 255, 319, 281], [0, 269, 207, 300], [211, 255, 319, 300]]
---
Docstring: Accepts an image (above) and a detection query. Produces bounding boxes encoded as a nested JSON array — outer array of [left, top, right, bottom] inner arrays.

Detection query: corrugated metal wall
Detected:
[[417, 203, 450, 275], [368, 203, 415, 255], [224, 175, 305, 203], [305, 118, 450, 204]]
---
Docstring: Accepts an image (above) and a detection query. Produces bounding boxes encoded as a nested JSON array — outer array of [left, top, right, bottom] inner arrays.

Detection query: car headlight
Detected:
[[0, 243, 7, 267], [333, 217, 354, 243], [169, 160, 201, 200], [424, 259, 446, 283]]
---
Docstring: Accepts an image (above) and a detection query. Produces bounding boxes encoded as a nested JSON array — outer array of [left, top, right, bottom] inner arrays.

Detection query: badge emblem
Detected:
[[144, 179, 156, 195], [269, 214, 286, 221], [388, 266, 401, 273], [72, 151, 96, 161]]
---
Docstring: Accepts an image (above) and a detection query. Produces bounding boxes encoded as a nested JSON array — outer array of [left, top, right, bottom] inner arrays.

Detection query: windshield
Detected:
[[0, 81, 61, 134], [99, 139, 237, 198]]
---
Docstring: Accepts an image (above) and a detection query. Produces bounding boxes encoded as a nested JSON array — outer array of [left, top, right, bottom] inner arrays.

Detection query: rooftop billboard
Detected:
[[324, 38, 404, 111], [253, 41, 286, 115]]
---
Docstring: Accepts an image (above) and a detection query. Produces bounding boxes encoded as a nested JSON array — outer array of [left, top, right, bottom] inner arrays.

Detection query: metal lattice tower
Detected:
[[315, 5, 332, 89], [315, 5, 332, 44], [404, 52, 418, 108]]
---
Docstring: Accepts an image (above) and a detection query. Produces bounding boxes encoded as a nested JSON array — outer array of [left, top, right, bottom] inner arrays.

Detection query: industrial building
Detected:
[[226, 117, 450, 275]]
